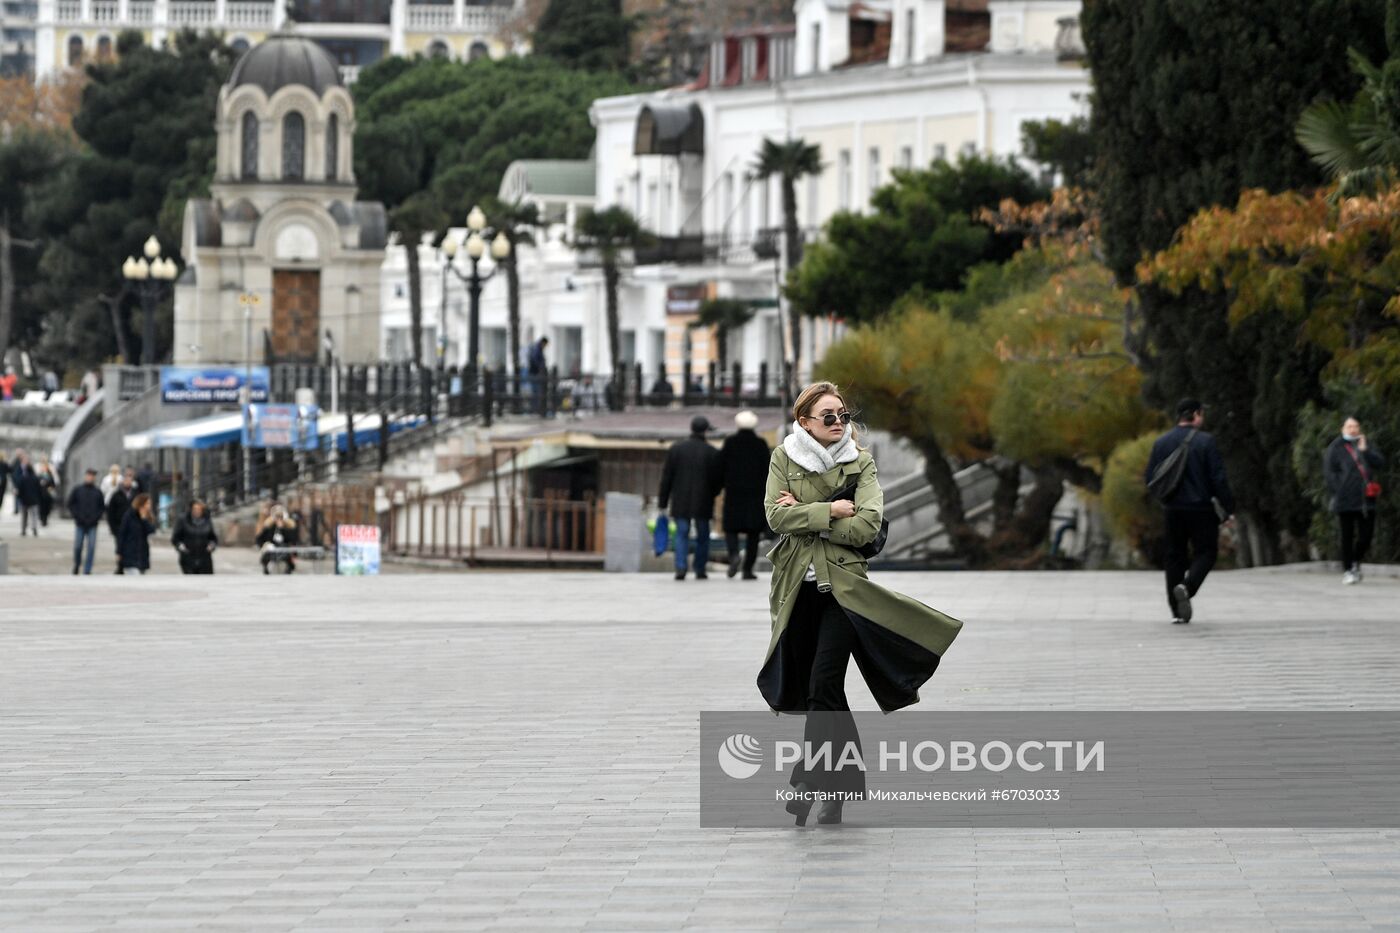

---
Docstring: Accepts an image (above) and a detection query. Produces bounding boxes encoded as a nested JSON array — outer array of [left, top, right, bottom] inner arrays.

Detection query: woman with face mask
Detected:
[[1323, 417, 1386, 584]]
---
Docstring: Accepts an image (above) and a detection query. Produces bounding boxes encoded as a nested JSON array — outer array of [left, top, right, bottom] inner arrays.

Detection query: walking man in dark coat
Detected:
[[14, 453, 41, 536], [718, 409, 770, 580], [106, 475, 133, 570], [67, 468, 106, 574], [658, 415, 720, 580], [1144, 398, 1236, 623]]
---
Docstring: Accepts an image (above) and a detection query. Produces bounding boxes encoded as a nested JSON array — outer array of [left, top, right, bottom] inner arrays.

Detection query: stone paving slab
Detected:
[[1, 569, 1398, 930]]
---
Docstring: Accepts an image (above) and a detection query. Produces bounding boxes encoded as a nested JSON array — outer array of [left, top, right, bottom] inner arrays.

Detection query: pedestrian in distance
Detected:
[[1324, 417, 1385, 585], [106, 475, 133, 570], [0, 367, 16, 402], [116, 493, 156, 575], [719, 409, 770, 580], [526, 336, 549, 416], [658, 415, 721, 580], [171, 498, 218, 574], [760, 381, 963, 827], [10, 447, 25, 514], [14, 453, 41, 536], [99, 463, 121, 503], [67, 468, 106, 574], [0, 448, 9, 513], [135, 462, 155, 497], [36, 459, 57, 527], [1144, 398, 1236, 624]]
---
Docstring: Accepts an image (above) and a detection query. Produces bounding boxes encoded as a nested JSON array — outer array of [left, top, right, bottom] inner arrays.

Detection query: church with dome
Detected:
[[173, 33, 387, 366]]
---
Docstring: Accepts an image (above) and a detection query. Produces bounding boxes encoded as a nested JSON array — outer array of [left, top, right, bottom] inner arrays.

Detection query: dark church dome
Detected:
[[228, 34, 342, 96]]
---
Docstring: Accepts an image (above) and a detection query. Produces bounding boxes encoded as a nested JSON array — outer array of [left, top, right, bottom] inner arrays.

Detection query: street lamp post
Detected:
[[122, 235, 178, 366], [442, 205, 511, 385]]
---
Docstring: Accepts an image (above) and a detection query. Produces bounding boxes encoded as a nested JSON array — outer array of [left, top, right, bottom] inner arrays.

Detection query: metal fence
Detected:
[[384, 488, 606, 562]]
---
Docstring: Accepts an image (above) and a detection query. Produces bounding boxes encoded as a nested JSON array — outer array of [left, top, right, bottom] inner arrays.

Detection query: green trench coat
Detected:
[[757, 444, 963, 713]]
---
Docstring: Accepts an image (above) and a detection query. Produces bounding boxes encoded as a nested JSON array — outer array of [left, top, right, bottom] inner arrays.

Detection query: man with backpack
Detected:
[[1144, 399, 1236, 624]]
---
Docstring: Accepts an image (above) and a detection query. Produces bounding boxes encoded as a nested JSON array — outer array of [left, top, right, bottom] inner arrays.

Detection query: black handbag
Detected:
[[826, 480, 889, 559]]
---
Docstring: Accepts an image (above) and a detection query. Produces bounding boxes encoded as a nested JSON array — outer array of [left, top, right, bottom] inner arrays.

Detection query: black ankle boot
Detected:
[[815, 797, 844, 825], [785, 782, 816, 826]]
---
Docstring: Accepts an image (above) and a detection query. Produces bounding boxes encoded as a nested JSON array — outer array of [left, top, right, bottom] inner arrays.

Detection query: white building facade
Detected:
[[378, 0, 1090, 387], [576, 0, 1089, 388], [23, 0, 517, 83]]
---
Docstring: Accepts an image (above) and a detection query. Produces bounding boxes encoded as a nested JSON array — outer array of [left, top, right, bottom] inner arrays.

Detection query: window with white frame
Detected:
[[867, 147, 881, 198], [933, 143, 947, 162], [900, 145, 914, 170], [961, 141, 977, 158], [806, 172, 820, 224]]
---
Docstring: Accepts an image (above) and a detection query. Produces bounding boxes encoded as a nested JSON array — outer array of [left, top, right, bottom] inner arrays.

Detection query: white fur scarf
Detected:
[[783, 420, 858, 473]]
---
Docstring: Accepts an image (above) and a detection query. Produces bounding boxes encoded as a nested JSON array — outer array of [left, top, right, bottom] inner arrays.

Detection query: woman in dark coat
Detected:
[[14, 456, 41, 536], [171, 498, 218, 574], [1324, 416, 1386, 584], [760, 381, 963, 827], [116, 493, 156, 575], [718, 409, 771, 580]]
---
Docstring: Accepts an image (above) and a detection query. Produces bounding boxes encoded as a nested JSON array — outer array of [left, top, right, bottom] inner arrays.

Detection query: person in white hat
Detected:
[[718, 410, 770, 579]]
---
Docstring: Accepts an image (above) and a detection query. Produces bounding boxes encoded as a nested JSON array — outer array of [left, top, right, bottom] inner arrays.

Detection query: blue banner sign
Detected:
[[242, 403, 319, 450], [161, 366, 270, 404]]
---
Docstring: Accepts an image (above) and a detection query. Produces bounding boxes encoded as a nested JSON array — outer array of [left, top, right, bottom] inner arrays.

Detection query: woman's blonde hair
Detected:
[[792, 381, 866, 449]]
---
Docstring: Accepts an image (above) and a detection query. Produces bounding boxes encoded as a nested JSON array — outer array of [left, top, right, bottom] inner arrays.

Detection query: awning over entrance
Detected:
[[634, 102, 704, 156], [125, 412, 244, 450], [124, 411, 429, 452]]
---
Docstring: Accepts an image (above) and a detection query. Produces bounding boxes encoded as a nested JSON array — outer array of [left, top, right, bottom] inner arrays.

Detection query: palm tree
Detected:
[[689, 298, 755, 384], [1295, 3, 1400, 198], [572, 205, 647, 377], [480, 196, 540, 382], [752, 137, 823, 389]]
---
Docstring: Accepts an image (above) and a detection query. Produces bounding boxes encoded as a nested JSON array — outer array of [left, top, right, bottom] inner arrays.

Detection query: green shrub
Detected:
[[1102, 432, 1166, 566]]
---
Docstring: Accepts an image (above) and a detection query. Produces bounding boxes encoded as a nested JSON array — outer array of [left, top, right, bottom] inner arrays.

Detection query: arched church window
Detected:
[[428, 40, 449, 60], [67, 35, 83, 67], [241, 111, 259, 180], [469, 41, 489, 62], [96, 35, 113, 61], [325, 113, 339, 181], [282, 111, 305, 181]]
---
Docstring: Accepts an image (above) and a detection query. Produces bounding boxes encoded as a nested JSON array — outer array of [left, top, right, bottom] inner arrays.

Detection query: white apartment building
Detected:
[[19, 0, 516, 83], [574, 0, 1088, 387], [380, 0, 1089, 387]]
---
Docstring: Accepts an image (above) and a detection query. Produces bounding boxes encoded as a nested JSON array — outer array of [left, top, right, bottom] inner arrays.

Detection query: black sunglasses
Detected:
[[808, 411, 852, 427]]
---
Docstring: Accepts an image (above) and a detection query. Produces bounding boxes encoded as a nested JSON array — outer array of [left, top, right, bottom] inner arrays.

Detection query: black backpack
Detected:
[[1147, 429, 1198, 502], [826, 480, 890, 558]]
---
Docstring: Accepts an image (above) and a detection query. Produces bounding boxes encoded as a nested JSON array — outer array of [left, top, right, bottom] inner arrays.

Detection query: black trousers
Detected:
[[1164, 509, 1219, 610], [725, 530, 761, 574], [787, 582, 866, 795], [1338, 510, 1376, 569]]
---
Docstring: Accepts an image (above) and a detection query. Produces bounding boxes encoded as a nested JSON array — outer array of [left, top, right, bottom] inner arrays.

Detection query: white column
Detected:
[[79, 0, 90, 21], [214, 0, 226, 26], [452, 0, 463, 27], [118, 0, 129, 24], [152, 0, 168, 47], [389, 0, 407, 55], [35, 0, 56, 80], [272, 0, 285, 29]]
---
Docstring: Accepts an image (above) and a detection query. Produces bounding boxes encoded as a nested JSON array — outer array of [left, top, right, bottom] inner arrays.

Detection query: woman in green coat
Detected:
[[758, 381, 963, 826]]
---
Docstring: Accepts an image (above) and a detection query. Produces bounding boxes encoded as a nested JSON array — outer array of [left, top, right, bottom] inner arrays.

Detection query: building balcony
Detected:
[[1055, 16, 1085, 63], [631, 230, 790, 267], [404, 2, 507, 33], [226, 1, 272, 26]]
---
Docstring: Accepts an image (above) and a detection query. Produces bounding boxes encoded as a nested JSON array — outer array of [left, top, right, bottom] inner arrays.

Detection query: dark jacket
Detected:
[[67, 483, 106, 528], [658, 433, 719, 520], [14, 464, 41, 507], [1144, 425, 1235, 513], [1324, 436, 1385, 513], [106, 487, 131, 537], [719, 429, 771, 533], [116, 508, 155, 572], [172, 510, 218, 574]]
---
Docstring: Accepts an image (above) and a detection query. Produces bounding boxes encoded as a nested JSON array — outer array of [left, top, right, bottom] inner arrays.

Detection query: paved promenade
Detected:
[[1, 569, 1398, 930]]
